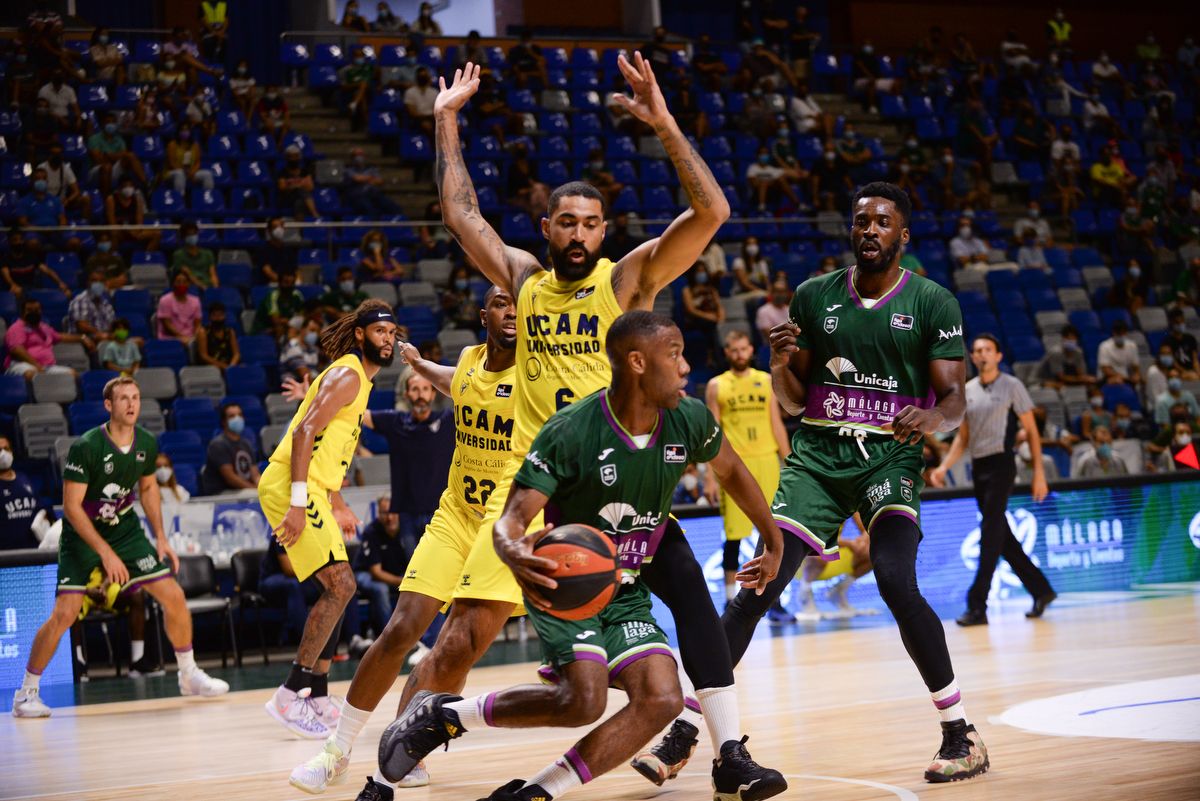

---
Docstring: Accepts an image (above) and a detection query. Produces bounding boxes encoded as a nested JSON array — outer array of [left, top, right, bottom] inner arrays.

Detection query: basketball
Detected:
[[533, 524, 621, 620]]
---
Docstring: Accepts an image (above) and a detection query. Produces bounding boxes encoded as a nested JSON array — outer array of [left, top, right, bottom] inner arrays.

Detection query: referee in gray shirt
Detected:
[[929, 333, 1056, 626]]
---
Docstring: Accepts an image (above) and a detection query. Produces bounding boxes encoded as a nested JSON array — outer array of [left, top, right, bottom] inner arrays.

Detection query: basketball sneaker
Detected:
[[630, 718, 699, 785], [766, 601, 796, 625], [11, 687, 51, 718], [924, 720, 989, 782], [129, 656, 166, 678], [178, 666, 229, 697], [396, 761, 430, 788], [711, 736, 788, 801], [353, 777, 394, 801], [266, 686, 332, 739], [377, 690, 464, 783], [407, 641, 431, 667], [310, 693, 343, 730], [290, 736, 350, 794], [475, 779, 552, 800]]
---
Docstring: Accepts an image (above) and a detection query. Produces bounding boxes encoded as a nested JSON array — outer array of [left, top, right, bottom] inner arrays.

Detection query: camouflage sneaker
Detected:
[[924, 720, 989, 783]]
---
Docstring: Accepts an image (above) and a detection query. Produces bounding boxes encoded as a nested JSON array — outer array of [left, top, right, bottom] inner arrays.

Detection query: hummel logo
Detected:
[[598, 448, 614, 461], [703, 426, 719, 448], [826, 304, 842, 312], [772, 502, 786, 510], [576, 630, 596, 640], [104, 453, 113, 461]]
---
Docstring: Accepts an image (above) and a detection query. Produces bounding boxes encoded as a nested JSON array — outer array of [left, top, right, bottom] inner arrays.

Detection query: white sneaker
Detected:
[[407, 642, 431, 667], [266, 686, 331, 739], [310, 694, 343, 730], [289, 736, 350, 794], [396, 760, 430, 788], [179, 667, 230, 697], [12, 687, 51, 718]]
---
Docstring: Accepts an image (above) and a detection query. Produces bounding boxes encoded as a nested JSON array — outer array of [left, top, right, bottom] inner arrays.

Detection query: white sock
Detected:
[[334, 700, 372, 755], [175, 647, 196, 675], [529, 753, 587, 795], [724, 581, 737, 602], [696, 685, 741, 749], [445, 693, 497, 730], [796, 579, 815, 607], [371, 769, 397, 790], [22, 670, 42, 690], [673, 656, 705, 730], [131, 640, 145, 662], [931, 679, 968, 723]]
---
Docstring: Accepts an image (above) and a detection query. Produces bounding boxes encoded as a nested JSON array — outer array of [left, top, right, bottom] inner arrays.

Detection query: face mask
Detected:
[[906, 138, 917, 148], [1113, 336, 1126, 347], [1096, 444, 1112, 460], [174, 283, 189, 296], [1063, 339, 1079, 351], [899, 163, 911, 174], [90, 281, 105, 297], [354, 57, 365, 66], [844, 131, 857, 141], [455, 278, 469, 290], [1090, 396, 1104, 408], [862, 45, 873, 54], [120, 186, 135, 198], [16, 54, 27, 63], [339, 280, 356, 293], [695, 272, 709, 284], [97, 240, 112, 252], [1177, 434, 1194, 447], [959, 226, 972, 238], [271, 226, 285, 240], [824, 151, 836, 162], [182, 233, 200, 247], [1116, 417, 1131, 431], [1174, 324, 1186, 334], [227, 415, 245, 434], [589, 160, 604, 170], [1126, 206, 1138, 216], [237, 66, 247, 75], [164, 60, 176, 70], [943, 154, 954, 164], [778, 127, 789, 138], [1129, 266, 1141, 279], [773, 293, 789, 305], [369, 241, 382, 252], [304, 330, 319, 347], [33, 179, 47, 193], [113, 328, 128, 342], [104, 123, 118, 135], [758, 154, 770, 165], [0, 449, 12, 470], [266, 92, 278, 100], [1159, 354, 1174, 367], [288, 314, 304, 329], [155, 466, 173, 483], [681, 474, 698, 491], [353, 156, 366, 167], [746, 244, 759, 257], [1029, 208, 1040, 218], [1169, 378, 1183, 392]]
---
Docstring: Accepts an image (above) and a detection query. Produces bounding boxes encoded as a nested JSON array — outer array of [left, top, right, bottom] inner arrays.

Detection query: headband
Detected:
[[357, 308, 396, 328]]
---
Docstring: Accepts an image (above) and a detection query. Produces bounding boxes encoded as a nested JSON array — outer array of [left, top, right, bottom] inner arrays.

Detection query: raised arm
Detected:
[[433, 63, 541, 297], [610, 53, 730, 310], [398, 340, 455, 396]]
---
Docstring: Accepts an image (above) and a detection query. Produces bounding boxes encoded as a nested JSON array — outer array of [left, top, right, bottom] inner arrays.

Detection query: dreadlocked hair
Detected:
[[320, 298, 395, 360]]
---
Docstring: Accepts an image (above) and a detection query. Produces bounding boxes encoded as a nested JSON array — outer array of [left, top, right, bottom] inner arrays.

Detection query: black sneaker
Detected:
[[712, 736, 788, 801], [955, 608, 988, 627], [377, 690, 465, 783], [924, 719, 989, 782], [128, 656, 165, 678], [475, 779, 552, 800], [354, 776, 394, 801], [630, 718, 699, 785]]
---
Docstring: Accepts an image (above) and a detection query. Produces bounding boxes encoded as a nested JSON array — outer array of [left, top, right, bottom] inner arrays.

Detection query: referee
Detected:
[[929, 333, 1057, 626]]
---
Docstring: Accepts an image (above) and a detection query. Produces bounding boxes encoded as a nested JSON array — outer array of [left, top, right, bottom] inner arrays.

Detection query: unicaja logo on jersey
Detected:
[[825, 357, 857, 381], [598, 502, 663, 533], [825, 356, 899, 392]]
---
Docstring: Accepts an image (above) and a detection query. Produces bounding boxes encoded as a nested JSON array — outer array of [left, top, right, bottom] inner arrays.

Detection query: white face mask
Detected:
[[681, 473, 698, 491], [745, 244, 759, 257], [0, 449, 12, 470], [959, 226, 972, 238], [156, 465, 173, 483], [1176, 433, 1193, 447]]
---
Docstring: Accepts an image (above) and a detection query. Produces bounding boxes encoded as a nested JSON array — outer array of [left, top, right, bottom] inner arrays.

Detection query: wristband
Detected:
[[290, 482, 308, 508]]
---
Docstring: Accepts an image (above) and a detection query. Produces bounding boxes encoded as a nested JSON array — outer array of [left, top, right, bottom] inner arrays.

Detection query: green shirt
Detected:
[[516, 389, 723, 579], [253, 288, 305, 333], [171, 247, 216, 287], [320, 288, 368, 315], [99, 339, 141, 370], [87, 131, 126, 155], [61, 424, 158, 539]]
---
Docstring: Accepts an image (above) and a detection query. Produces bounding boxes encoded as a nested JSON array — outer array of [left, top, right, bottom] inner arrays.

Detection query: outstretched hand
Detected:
[[611, 52, 670, 127], [435, 62, 481, 116]]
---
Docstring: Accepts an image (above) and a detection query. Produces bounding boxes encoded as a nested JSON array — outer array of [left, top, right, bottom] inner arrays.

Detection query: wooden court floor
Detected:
[[2, 592, 1198, 801]]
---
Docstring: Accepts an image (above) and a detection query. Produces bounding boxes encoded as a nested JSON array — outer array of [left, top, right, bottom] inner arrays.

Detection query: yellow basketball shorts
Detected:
[[451, 453, 541, 616], [399, 489, 479, 606], [258, 462, 347, 582], [719, 452, 781, 541]]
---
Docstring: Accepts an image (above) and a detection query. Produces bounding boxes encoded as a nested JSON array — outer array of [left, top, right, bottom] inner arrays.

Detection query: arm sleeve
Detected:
[[515, 416, 571, 498], [62, 438, 92, 484], [926, 290, 966, 361]]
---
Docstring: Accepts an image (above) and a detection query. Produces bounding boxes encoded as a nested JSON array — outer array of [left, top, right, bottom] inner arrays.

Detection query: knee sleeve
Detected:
[[319, 612, 345, 661]]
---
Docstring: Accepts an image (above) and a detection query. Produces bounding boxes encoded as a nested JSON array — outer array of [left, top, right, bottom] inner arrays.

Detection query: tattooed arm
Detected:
[[434, 63, 542, 298], [609, 53, 731, 311]]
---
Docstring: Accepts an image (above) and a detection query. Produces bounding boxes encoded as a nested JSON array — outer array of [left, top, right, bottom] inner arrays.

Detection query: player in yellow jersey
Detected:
[[354, 55, 786, 801], [260, 299, 397, 740], [288, 286, 517, 794], [705, 330, 791, 605]]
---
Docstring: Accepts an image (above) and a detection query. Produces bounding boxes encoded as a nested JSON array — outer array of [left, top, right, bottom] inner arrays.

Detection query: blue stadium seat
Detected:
[[539, 161, 569, 186], [157, 429, 205, 468], [574, 48, 601, 69], [151, 188, 185, 219], [500, 212, 537, 242], [191, 188, 226, 215], [215, 264, 251, 290], [368, 111, 399, 137], [1101, 382, 1140, 413], [215, 110, 248, 135], [78, 85, 110, 111], [131, 135, 163, 162], [400, 135, 433, 162], [238, 335, 278, 365], [113, 288, 152, 317], [81, 370, 120, 402], [143, 339, 189, 371], [312, 44, 345, 67], [68, 401, 108, 434], [207, 134, 240, 160], [170, 398, 218, 436], [133, 40, 161, 63], [244, 135, 278, 160], [203, 286, 244, 314], [46, 252, 80, 286]]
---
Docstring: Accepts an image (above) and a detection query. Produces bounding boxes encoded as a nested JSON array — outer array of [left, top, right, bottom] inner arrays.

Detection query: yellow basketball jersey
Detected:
[[448, 344, 516, 517], [714, 368, 777, 458], [513, 259, 623, 453], [269, 353, 372, 492]]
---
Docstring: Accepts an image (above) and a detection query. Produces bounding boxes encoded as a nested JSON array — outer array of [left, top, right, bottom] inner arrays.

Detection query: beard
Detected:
[[548, 240, 601, 281], [730, 356, 751, 372], [363, 336, 394, 367], [856, 238, 901, 273]]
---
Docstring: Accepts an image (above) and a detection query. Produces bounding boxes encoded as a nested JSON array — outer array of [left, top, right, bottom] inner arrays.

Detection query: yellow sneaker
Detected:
[[289, 736, 350, 794]]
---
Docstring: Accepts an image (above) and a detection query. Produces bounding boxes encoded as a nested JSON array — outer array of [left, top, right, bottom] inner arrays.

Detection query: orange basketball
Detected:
[[533, 524, 620, 620]]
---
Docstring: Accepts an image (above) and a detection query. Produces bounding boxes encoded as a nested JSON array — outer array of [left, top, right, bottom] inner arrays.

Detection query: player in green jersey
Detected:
[[12, 375, 228, 718], [649, 182, 990, 784], [375, 312, 788, 801]]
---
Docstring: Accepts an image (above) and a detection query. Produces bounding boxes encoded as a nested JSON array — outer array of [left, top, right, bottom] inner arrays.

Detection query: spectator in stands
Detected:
[[1050, 124, 1080, 168], [1108, 260, 1148, 314], [747, 145, 798, 213], [932, 147, 971, 210], [582, 148, 624, 209], [155, 52, 189, 100], [1027, 404, 1079, 454], [256, 85, 290, 144], [4, 296, 89, 379], [155, 451, 190, 527], [835, 125, 873, 185], [691, 33, 728, 93], [949, 217, 989, 268], [99, 318, 141, 375], [404, 67, 438, 137], [1165, 308, 1200, 377], [1016, 229, 1048, 270], [956, 98, 999, 178], [157, 273, 203, 346], [788, 81, 833, 141], [340, 0, 369, 30], [68, 267, 116, 340], [1077, 426, 1127, 477], [505, 144, 550, 221], [357, 229, 406, 283], [339, 46, 375, 131], [600, 212, 646, 263], [37, 143, 88, 222], [851, 40, 892, 114], [696, 236, 726, 279], [86, 232, 127, 290], [163, 124, 214, 197], [353, 494, 411, 639], [787, 4, 820, 67], [373, 2, 407, 32], [227, 59, 257, 117], [88, 113, 146, 196], [196, 301, 239, 372], [5, 47, 39, 111], [1147, 404, 1200, 463], [1115, 201, 1156, 263], [1082, 88, 1120, 139], [1136, 32, 1162, 68], [1046, 8, 1072, 56], [1154, 371, 1199, 425], [1146, 342, 1175, 403], [810, 144, 852, 209], [0, 433, 46, 551], [258, 218, 296, 285], [1080, 387, 1114, 440], [413, 1, 442, 35], [1050, 155, 1085, 221], [440, 265, 482, 332], [276, 145, 317, 219], [37, 71, 79, 133], [1175, 257, 1200, 306], [670, 84, 708, 139], [162, 27, 221, 87], [279, 320, 322, 382], [87, 26, 124, 85], [641, 26, 677, 80], [1014, 200, 1053, 246], [416, 200, 451, 259], [888, 155, 923, 210], [731, 237, 771, 297], [106, 175, 160, 252], [198, 0, 229, 62], [507, 30, 546, 90], [741, 38, 794, 92], [1039, 325, 1094, 389], [320, 267, 368, 321], [756, 278, 792, 343], [1000, 29, 1037, 73], [1, 229, 68, 296], [1011, 103, 1053, 161], [1090, 52, 1128, 95], [17, 167, 78, 251], [171, 221, 217, 288], [252, 268, 304, 338], [1098, 320, 1142, 388], [343, 147, 401, 216], [1110, 402, 1152, 440], [183, 88, 216, 140], [1091, 147, 1137, 208], [681, 263, 724, 366], [1145, 146, 1178, 198], [202, 402, 261, 494], [133, 85, 164, 135]]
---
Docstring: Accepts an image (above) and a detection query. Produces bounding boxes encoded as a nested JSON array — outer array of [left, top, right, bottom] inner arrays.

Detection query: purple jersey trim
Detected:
[[600, 389, 662, 450], [846, 266, 911, 311], [608, 645, 675, 682], [564, 748, 593, 783]]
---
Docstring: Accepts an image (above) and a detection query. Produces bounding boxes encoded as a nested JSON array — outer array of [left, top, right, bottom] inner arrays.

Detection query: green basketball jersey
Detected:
[[515, 389, 723, 578], [790, 266, 965, 440], [61, 424, 158, 539]]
